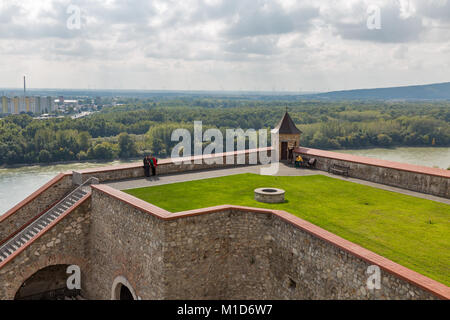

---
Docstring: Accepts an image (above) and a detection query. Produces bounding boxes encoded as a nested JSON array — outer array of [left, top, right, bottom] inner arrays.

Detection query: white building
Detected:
[[0, 95, 56, 115]]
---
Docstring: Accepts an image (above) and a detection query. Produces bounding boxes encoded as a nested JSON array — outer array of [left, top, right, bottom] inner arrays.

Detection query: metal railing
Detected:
[[0, 177, 98, 263]]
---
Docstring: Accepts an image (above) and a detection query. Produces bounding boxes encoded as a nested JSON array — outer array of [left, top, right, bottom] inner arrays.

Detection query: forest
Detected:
[[0, 99, 449, 166]]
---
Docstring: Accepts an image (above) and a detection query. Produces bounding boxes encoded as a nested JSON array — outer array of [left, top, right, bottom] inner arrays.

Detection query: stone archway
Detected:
[[4, 254, 86, 300], [111, 276, 137, 300], [14, 264, 73, 300]]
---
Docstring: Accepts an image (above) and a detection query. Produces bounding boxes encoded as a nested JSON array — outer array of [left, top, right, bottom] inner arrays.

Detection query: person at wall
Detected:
[[143, 155, 150, 177], [150, 155, 158, 176], [288, 147, 294, 164], [295, 155, 304, 168]]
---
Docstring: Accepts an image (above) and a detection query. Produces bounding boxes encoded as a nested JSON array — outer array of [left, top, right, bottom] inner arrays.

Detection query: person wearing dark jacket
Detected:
[[143, 156, 150, 177], [150, 155, 158, 176]]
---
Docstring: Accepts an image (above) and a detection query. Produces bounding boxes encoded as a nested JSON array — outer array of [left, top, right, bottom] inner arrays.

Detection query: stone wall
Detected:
[[0, 148, 269, 242], [84, 189, 167, 300], [269, 214, 436, 299], [14, 264, 70, 299], [0, 197, 90, 300], [295, 148, 450, 199], [279, 133, 299, 160], [1, 147, 448, 300], [0, 173, 74, 240], [78, 148, 271, 183], [85, 187, 446, 300], [163, 210, 274, 299]]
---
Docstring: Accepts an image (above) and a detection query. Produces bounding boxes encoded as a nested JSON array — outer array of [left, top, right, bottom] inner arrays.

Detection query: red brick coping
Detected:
[[75, 147, 272, 175], [295, 147, 450, 178], [93, 183, 450, 300], [0, 192, 91, 270]]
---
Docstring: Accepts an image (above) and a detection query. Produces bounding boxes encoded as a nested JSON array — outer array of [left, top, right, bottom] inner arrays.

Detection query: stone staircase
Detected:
[[0, 180, 94, 264]]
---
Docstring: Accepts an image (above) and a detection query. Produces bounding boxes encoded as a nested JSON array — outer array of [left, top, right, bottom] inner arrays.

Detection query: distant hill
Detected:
[[1, 82, 449, 101], [314, 82, 450, 101]]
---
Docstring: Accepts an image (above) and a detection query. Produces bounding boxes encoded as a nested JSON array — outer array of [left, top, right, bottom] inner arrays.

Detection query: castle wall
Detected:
[[84, 188, 167, 300], [76, 148, 271, 183], [1, 147, 449, 300], [85, 186, 447, 300], [0, 198, 90, 300], [0, 173, 74, 240], [269, 213, 437, 299], [296, 147, 450, 199], [279, 133, 299, 160], [0, 148, 270, 242], [163, 209, 274, 299]]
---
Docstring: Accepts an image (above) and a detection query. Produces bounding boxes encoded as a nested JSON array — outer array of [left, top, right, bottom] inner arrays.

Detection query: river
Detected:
[[0, 147, 449, 215], [0, 160, 139, 215]]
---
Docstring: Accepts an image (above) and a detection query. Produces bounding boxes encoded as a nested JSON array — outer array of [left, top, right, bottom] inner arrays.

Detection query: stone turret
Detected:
[[274, 111, 302, 161]]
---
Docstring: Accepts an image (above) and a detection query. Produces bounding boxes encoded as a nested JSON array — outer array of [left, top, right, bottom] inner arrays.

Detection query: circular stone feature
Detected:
[[254, 187, 285, 204]]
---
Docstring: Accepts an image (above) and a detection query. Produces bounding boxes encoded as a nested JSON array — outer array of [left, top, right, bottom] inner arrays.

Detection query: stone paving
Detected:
[[105, 162, 450, 205]]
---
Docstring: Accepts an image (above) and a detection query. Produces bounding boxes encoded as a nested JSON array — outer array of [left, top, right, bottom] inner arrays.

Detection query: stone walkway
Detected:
[[105, 163, 450, 205]]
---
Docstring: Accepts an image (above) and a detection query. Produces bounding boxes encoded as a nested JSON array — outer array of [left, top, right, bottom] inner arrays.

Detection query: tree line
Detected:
[[0, 99, 449, 166]]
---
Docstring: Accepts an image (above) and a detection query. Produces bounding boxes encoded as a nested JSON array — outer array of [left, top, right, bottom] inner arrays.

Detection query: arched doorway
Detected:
[[111, 276, 137, 300], [119, 285, 134, 300], [14, 264, 80, 300]]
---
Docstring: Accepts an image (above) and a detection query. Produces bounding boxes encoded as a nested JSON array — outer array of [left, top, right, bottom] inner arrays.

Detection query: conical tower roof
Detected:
[[274, 112, 302, 134]]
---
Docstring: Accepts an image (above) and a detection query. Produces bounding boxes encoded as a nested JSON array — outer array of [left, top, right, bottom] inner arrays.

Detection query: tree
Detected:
[[150, 138, 165, 156], [77, 151, 88, 160], [87, 142, 116, 160], [38, 149, 52, 163], [118, 132, 137, 158], [377, 134, 393, 146], [77, 131, 91, 151]]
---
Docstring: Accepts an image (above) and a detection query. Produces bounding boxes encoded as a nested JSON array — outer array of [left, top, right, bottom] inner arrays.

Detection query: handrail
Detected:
[[46, 176, 98, 213], [0, 199, 60, 247], [0, 177, 98, 255]]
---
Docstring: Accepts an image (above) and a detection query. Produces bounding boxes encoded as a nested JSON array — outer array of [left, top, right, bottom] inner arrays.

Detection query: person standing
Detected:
[[143, 156, 150, 177], [150, 155, 158, 176]]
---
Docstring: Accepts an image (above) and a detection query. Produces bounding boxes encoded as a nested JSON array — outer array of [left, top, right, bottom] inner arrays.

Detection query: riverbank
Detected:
[[332, 147, 450, 170], [0, 157, 143, 170]]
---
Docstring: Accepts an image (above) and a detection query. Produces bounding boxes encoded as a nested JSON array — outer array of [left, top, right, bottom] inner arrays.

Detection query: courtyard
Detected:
[[124, 172, 450, 286]]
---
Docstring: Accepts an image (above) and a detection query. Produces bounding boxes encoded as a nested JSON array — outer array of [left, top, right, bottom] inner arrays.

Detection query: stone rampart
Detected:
[[0, 173, 74, 239], [0, 195, 91, 300], [295, 147, 450, 198], [86, 185, 449, 300]]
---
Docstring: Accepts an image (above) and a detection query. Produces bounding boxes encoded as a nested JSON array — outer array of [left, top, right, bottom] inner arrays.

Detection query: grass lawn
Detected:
[[124, 173, 450, 286]]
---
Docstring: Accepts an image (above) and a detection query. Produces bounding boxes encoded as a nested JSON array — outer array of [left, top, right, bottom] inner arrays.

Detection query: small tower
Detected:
[[274, 111, 302, 161]]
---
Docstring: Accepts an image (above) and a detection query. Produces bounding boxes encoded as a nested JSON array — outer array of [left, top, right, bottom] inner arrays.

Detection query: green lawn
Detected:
[[125, 173, 450, 286]]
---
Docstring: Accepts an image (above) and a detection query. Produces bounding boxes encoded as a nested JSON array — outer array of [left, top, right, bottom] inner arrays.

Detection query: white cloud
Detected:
[[0, 0, 448, 91]]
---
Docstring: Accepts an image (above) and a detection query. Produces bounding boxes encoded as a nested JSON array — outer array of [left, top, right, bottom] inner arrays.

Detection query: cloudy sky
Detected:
[[0, 0, 449, 92]]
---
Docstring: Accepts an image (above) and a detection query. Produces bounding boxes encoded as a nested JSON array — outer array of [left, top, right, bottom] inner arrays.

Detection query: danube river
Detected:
[[0, 147, 449, 215], [0, 160, 139, 215]]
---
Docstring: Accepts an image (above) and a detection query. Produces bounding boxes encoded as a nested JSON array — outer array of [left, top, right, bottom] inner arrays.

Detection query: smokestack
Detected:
[[23, 76, 26, 96]]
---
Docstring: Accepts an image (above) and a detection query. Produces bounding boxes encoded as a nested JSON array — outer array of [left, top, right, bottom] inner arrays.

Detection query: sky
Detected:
[[0, 0, 449, 92]]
